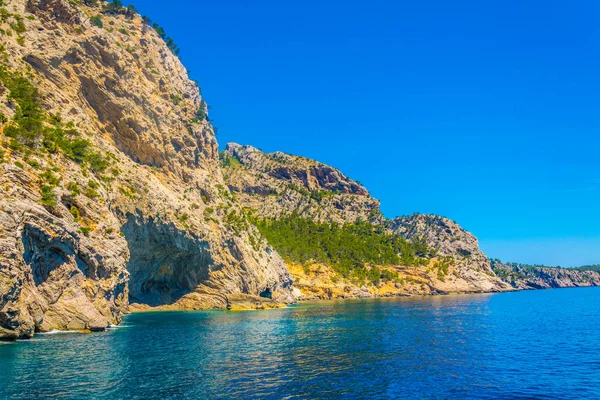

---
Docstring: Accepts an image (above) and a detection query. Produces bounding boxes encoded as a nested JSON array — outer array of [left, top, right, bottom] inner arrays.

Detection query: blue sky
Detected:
[[129, 0, 600, 267]]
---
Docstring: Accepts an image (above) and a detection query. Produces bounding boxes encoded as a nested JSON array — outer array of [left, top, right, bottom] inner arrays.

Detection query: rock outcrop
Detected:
[[0, 0, 293, 339], [389, 214, 512, 293], [222, 143, 383, 224], [223, 145, 512, 297], [491, 261, 600, 290]]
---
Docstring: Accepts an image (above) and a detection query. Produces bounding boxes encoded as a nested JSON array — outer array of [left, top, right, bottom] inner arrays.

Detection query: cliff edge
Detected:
[[0, 0, 293, 339]]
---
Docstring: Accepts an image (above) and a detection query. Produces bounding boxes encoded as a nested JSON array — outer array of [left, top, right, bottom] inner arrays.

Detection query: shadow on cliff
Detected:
[[120, 213, 213, 307]]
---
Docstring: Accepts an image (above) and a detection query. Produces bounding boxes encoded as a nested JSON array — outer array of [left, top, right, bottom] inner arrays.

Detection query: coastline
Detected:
[[4, 285, 598, 342]]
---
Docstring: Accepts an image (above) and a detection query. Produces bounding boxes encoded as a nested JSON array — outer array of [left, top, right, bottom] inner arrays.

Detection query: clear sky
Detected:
[[129, 0, 600, 267]]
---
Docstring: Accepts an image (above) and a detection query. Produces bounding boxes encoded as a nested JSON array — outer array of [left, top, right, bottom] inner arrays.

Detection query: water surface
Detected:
[[2, 288, 600, 399]]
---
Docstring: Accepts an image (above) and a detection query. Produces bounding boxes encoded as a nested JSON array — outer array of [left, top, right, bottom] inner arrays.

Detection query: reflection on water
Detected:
[[2, 289, 600, 399]]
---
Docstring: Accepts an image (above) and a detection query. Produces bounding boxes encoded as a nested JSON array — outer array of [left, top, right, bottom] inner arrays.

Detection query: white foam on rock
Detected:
[[37, 329, 83, 335]]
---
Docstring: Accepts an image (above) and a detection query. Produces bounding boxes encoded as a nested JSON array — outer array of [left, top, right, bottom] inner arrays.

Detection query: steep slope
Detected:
[[222, 145, 512, 298], [0, 0, 292, 339], [222, 143, 383, 224], [491, 260, 600, 290], [390, 214, 511, 292]]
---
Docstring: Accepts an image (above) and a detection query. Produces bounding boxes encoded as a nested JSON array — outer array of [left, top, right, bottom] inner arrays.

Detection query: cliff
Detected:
[[491, 260, 600, 290], [0, 0, 293, 339], [222, 143, 383, 224], [222, 145, 512, 298], [390, 214, 511, 293], [0, 0, 570, 341]]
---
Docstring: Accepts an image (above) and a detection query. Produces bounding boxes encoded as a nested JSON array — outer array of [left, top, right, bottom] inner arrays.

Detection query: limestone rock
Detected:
[[223, 143, 512, 296], [0, 0, 293, 339], [390, 214, 512, 293], [491, 261, 600, 290], [222, 143, 383, 224]]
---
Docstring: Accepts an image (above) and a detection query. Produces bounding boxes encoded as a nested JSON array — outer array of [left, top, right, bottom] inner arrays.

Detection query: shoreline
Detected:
[[4, 285, 598, 342]]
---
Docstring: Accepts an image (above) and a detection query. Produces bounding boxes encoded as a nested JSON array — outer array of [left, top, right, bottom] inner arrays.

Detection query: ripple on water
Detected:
[[0, 288, 600, 399]]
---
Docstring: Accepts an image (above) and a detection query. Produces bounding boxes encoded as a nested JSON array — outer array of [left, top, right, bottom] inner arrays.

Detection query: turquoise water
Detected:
[[2, 288, 600, 399]]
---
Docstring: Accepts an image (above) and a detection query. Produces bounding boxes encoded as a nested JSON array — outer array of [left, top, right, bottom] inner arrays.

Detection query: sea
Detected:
[[1, 287, 599, 399]]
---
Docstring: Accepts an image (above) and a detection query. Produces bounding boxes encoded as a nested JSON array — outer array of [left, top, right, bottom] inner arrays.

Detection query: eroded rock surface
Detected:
[[0, 0, 293, 339], [390, 214, 512, 293], [222, 143, 383, 224], [223, 145, 512, 297], [491, 261, 600, 290]]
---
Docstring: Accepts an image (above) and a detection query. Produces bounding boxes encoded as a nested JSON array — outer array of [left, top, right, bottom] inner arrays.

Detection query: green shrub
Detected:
[[310, 190, 333, 203], [126, 5, 137, 16], [104, 0, 123, 12], [69, 206, 81, 221], [434, 260, 450, 281], [225, 211, 248, 233], [40, 185, 56, 207], [10, 17, 25, 33], [67, 181, 80, 196], [219, 152, 241, 168], [85, 151, 109, 172], [90, 15, 103, 28], [39, 169, 60, 186], [85, 186, 99, 199], [1, 67, 45, 146], [150, 22, 180, 55], [119, 186, 135, 200], [27, 159, 40, 169]]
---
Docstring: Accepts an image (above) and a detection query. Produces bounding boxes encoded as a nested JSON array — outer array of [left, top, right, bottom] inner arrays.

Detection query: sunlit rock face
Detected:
[[222, 144, 512, 297], [491, 261, 600, 290], [0, 0, 294, 339], [222, 142, 383, 224], [390, 214, 512, 293]]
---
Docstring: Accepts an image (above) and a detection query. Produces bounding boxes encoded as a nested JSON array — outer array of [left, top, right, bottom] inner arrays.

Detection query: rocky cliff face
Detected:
[[0, 0, 293, 339], [491, 261, 600, 290], [223, 145, 512, 297], [222, 143, 383, 224], [0, 0, 566, 341], [390, 214, 512, 293]]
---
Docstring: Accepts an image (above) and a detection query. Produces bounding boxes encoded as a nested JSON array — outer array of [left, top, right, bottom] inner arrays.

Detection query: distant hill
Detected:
[[491, 260, 600, 290]]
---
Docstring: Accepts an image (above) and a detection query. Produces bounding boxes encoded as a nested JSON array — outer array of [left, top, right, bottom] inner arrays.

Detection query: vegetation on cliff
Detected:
[[577, 265, 600, 272], [491, 259, 600, 289], [0, 0, 295, 339], [253, 213, 432, 284], [0, 62, 109, 165]]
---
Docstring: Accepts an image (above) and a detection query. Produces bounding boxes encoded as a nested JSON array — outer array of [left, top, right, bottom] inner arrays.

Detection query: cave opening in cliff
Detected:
[[120, 213, 213, 306], [259, 287, 273, 299]]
